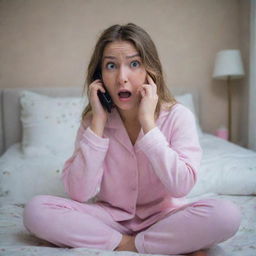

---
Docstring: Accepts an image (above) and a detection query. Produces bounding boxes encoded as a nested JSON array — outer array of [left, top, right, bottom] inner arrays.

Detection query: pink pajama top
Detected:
[[61, 103, 202, 226]]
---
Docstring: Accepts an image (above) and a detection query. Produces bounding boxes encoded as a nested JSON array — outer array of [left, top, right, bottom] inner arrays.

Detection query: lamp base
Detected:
[[227, 76, 232, 142]]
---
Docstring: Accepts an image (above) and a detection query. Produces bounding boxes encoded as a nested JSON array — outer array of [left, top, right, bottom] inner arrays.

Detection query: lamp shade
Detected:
[[212, 49, 245, 80]]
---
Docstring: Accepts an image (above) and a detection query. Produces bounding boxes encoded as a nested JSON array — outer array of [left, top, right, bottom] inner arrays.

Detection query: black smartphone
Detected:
[[95, 72, 114, 113]]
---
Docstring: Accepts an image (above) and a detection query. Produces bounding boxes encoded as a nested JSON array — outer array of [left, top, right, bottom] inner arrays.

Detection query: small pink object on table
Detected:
[[215, 126, 228, 140]]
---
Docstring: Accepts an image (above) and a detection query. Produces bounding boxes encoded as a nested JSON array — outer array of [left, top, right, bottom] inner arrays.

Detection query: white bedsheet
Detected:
[[0, 134, 256, 256]]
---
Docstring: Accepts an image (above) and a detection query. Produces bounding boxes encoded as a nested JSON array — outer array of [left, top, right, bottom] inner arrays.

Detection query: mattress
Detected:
[[0, 134, 256, 256]]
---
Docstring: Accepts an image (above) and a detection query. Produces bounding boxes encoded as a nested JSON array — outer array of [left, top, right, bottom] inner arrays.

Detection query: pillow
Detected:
[[175, 93, 203, 136], [20, 90, 87, 157]]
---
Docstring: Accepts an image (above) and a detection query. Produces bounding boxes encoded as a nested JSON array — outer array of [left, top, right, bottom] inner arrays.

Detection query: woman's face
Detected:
[[101, 40, 147, 112]]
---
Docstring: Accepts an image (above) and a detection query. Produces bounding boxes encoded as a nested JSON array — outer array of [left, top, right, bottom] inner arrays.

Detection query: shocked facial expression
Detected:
[[101, 40, 147, 112]]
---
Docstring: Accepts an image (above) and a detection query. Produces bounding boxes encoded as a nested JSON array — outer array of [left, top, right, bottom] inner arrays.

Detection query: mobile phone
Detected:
[[97, 90, 113, 113], [95, 72, 114, 113]]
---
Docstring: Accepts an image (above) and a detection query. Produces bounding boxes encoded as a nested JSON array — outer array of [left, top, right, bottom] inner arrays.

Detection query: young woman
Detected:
[[23, 23, 241, 256]]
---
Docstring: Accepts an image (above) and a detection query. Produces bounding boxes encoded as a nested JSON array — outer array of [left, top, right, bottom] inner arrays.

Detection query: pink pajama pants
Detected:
[[23, 195, 241, 255]]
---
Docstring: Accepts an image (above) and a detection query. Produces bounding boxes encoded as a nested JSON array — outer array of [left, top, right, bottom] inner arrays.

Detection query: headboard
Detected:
[[0, 86, 200, 156]]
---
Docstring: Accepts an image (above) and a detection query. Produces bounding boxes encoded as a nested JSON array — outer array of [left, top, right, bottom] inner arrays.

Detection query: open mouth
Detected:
[[118, 90, 132, 98]]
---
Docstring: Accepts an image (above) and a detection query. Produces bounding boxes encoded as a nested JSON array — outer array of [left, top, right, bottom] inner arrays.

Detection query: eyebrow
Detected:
[[103, 53, 140, 60]]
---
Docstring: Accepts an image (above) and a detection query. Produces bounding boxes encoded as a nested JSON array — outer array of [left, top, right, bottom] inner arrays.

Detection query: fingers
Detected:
[[91, 79, 105, 91], [147, 74, 157, 94], [138, 86, 147, 97], [137, 74, 157, 97], [139, 84, 151, 97], [137, 84, 156, 99], [89, 80, 105, 98]]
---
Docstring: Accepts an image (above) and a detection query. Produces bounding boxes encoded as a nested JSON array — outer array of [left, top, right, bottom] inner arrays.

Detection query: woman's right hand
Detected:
[[88, 79, 109, 137]]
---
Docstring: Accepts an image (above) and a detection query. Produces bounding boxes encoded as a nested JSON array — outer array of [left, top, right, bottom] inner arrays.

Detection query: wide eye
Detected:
[[130, 60, 140, 68], [106, 62, 116, 70]]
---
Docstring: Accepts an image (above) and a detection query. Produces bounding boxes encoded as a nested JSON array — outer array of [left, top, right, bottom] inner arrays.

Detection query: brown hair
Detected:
[[82, 23, 176, 120]]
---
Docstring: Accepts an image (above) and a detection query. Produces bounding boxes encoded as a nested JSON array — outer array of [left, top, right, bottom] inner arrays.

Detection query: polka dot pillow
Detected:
[[20, 90, 87, 157]]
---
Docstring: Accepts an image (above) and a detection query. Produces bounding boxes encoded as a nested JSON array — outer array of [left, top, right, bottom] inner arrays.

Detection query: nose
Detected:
[[117, 65, 128, 85]]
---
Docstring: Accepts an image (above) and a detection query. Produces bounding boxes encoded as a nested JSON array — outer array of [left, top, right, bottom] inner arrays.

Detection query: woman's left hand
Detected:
[[137, 74, 158, 133]]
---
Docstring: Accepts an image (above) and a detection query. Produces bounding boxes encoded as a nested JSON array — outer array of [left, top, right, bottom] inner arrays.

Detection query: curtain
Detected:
[[248, 0, 256, 150]]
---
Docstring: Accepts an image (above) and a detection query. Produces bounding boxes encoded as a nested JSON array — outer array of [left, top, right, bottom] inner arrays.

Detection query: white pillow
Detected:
[[20, 90, 87, 157], [175, 93, 203, 136]]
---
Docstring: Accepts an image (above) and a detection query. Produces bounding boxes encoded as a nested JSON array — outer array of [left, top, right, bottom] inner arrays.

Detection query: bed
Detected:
[[0, 87, 255, 256]]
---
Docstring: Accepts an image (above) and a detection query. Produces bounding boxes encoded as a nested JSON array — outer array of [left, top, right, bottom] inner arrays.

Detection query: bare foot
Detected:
[[186, 250, 207, 256], [115, 235, 138, 252]]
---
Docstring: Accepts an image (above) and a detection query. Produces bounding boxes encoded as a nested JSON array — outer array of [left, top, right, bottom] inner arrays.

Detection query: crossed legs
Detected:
[[23, 196, 241, 255]]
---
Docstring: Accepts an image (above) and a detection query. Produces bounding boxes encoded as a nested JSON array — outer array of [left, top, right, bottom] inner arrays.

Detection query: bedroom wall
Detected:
[[0, 0, 250, 146]]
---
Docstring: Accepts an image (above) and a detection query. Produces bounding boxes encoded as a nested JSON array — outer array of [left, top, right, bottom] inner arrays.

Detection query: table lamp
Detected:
[[212, 49, 245, 141]]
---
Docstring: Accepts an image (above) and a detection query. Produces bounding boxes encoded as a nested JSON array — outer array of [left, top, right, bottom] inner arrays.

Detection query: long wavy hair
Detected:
[[82, 23, 176, 120]]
